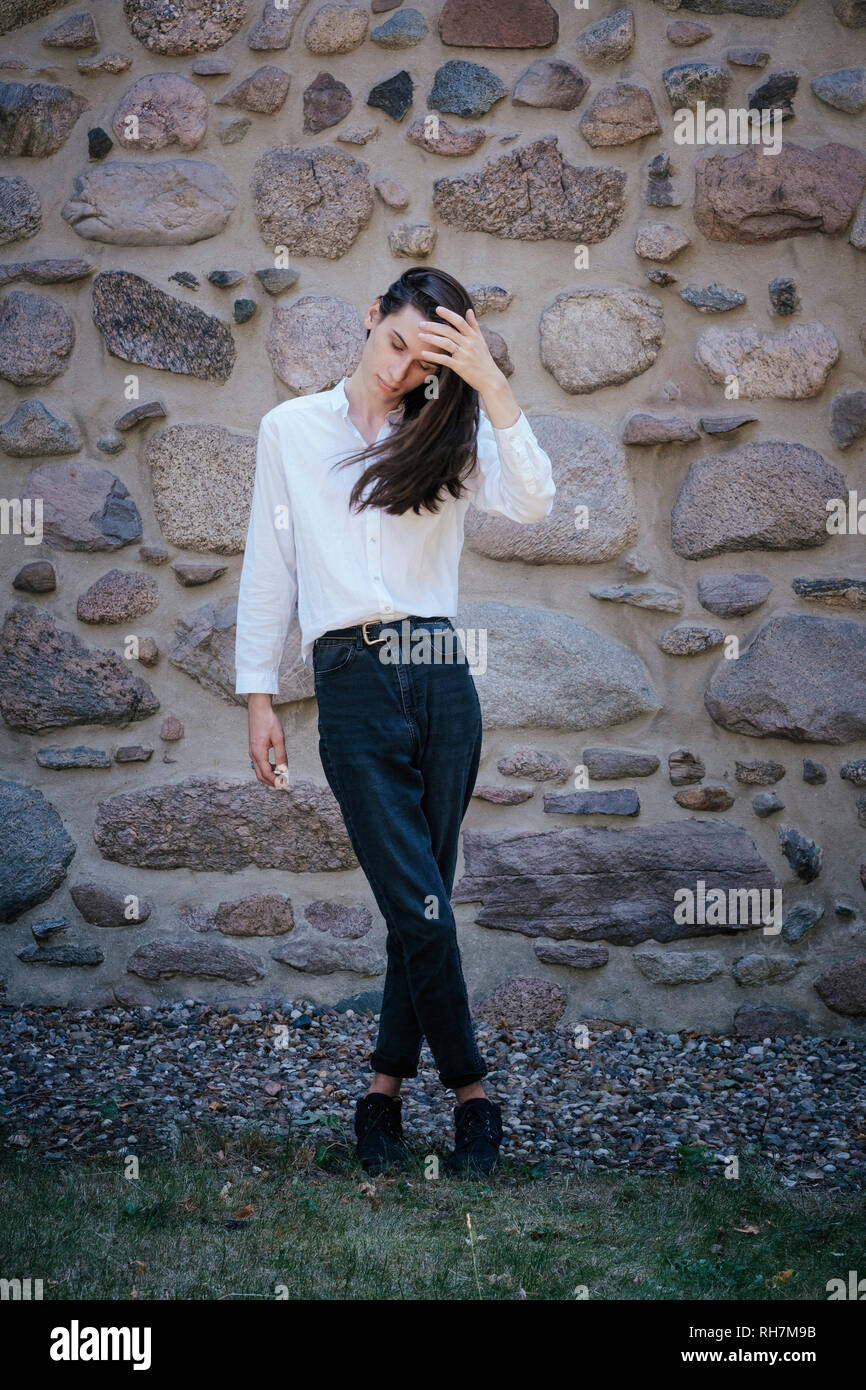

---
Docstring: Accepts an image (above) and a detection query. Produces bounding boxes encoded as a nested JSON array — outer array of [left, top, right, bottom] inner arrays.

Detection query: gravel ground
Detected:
[[1, 1001, 864, 1190]]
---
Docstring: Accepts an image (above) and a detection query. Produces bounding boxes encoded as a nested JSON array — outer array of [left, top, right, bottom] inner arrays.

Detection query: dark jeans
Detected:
[[313, 616, 487, 1091]]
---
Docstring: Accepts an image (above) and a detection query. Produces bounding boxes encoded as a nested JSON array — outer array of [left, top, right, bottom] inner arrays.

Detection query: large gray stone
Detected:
[[168, 599, 313, 707], [428, 59, 507, 118], [265, 295, 365, 393], [455, 600, 658, 731], [123, 0, 247, 54], [453, 819, 776, 945], [77, 569, 159, 624], [575, 6, 634, 64], [697, 573, 771, 617], [633, 949, 724, 984], [371, 8, 428, 47], [693, 142, 866, 242], [70, 881, 151, 927], [578, 83, 661, 146], [22, 459, 142, 551], [0, 80, 87, 156], [0, 779, 75, 921], [126, 940, 265, 983], [111, 73, 208, 150], [0, 289, 74, 385], [512, 58, 588, 110], [695, 322, 839, 399], [704, 614, 866, 743], [0, 398, 80, 455], [0, 174, 41, 243], [811, 67, 866, 114], [813, 956, 866, 1016], [62, 160, 238, 245], [0, 603, 159, 733], [251, 143, 374, 258], [432, 136, 627, 244], [732, 953, 801, 986], [464, 415, 637, 564], [540, 289, 664, 393], [146, 423, 255, 553], [92, 270, 236, 381], [270, 937, 385, 974], [94, 776, 357, 871], [471, 975, 566, 1029], [671, 442, 846, 558]]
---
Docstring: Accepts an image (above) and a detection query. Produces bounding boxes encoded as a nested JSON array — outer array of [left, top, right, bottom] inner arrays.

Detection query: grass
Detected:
[[1, 1119, 863, 1300]]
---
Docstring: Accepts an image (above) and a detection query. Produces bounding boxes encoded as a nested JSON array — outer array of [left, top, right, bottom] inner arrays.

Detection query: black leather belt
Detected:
[[317, 615, 452, 647]]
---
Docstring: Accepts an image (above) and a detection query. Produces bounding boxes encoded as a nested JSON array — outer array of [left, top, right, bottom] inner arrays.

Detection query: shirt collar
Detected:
[[329, 375, 406, 425]]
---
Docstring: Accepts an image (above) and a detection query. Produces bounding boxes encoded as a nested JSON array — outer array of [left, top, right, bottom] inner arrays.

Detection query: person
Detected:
[[235, 266, 556, 1176]]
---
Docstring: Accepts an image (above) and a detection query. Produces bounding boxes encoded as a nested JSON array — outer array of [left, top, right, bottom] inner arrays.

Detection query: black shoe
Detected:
[[354, 1092, 410, 1174], [445, 1097, 503, 1176]]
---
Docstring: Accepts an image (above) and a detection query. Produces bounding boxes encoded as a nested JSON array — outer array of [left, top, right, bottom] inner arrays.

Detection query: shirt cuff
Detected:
[[235, 669, 280, 696], [491, 409, 549, 497], [491, 408, 535, 444]]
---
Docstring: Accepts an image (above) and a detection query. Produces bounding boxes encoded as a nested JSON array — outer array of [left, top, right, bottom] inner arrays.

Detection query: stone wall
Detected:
[[1, 0, 866, 1039]]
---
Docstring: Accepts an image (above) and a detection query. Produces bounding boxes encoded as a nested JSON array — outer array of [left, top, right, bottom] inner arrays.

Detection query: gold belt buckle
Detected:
[[361, 619, 387, 646]]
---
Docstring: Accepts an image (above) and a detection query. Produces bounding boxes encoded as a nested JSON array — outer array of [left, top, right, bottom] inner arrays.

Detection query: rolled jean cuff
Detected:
[[440, 1065, 488, 1091], [369, 1050, 419, 1080]]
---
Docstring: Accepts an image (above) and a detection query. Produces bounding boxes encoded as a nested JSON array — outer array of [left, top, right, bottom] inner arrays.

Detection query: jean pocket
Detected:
[[313, 638, 358, 678]]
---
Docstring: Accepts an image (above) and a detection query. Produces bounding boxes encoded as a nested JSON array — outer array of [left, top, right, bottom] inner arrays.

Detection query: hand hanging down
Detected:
[[248, 692, 289, 788]]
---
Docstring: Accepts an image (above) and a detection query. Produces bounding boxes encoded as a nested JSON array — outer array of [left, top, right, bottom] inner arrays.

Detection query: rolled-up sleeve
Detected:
[[234, 410, 298, 696], [466, 408, 556, 523]]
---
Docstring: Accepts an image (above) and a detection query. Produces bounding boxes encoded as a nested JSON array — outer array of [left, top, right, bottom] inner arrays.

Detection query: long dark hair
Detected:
[[330, 266, 481, 517]]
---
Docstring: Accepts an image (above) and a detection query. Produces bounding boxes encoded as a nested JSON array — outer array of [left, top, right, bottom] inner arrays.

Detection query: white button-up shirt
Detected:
[[234, 375, 556, 693]]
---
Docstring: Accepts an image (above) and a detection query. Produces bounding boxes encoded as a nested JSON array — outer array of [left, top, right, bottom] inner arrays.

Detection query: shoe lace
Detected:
[[459, 1105, 501, 1145], [366, 1098, 403, 1141]]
